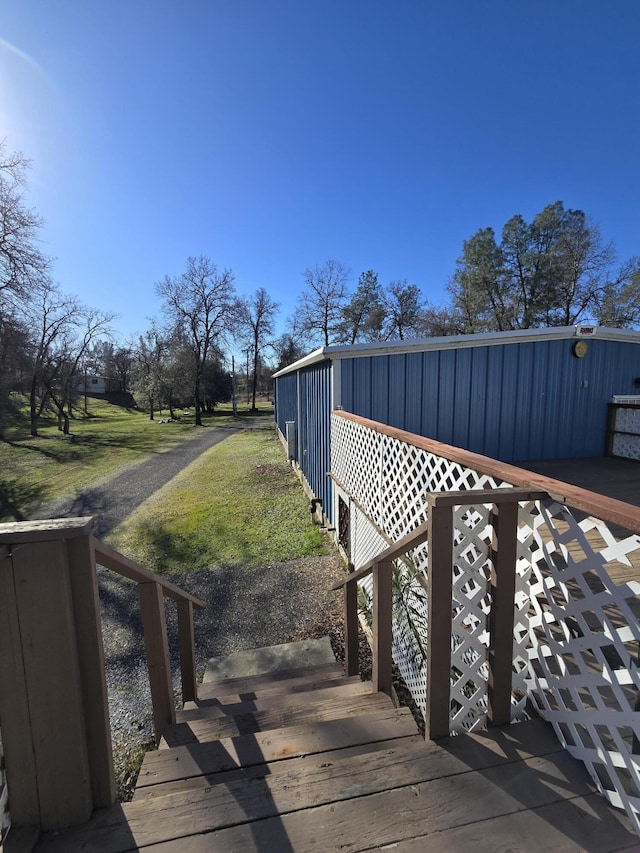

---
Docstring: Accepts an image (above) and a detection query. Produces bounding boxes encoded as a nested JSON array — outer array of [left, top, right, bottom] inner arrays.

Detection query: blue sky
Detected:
[[1, 1, 639, 344]]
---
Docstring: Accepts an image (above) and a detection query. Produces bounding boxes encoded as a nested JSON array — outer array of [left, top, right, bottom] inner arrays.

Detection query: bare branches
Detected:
[[156, 256, 236, 425]]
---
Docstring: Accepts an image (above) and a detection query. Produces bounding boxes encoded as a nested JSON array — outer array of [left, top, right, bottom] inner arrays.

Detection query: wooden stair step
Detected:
[[139, 706, 417, 788], [196, 662, 346, 700], [133, 717, 567, 805], [161, 691, 395, 748], [178, 679, 375, 722], [33, 720, 636, 853], [193, 672, 362, 706], [133, 734, 423, 802]]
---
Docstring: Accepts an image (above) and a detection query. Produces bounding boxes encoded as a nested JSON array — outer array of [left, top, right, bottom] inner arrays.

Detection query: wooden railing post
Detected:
[[425, 501, 453, 740], [177, 600, 197, 703], [139, 581, 176, 742], [344, 564, 359, 676], [0, 519, 110, 831], [373, 560, 393, 696], [487, 501, 519, 727]]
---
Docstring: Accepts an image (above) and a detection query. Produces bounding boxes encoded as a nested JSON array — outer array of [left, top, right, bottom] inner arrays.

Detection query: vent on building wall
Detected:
[[285, 421, 297, 461]]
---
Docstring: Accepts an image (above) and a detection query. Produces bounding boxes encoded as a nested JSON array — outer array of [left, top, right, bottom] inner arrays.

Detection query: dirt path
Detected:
[[33, 417, 271, 536]]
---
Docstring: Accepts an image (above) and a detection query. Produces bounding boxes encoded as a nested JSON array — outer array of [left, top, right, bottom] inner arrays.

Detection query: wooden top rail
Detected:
[[331, 487, 549, 590], [93, 539, 206, 609], [333, 409, 640, 533]]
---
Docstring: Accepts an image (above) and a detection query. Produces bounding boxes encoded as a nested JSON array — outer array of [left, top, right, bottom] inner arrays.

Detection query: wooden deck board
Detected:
[[122, 752, 636, 853], [35, 716, 636, 853]]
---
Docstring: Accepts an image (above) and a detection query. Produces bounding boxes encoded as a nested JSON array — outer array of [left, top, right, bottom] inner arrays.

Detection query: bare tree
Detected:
[[296, 259, 350, 347], [45, 307, 114, 434], [133, 324, 167, 421], [26, 281, 79, 436], [237, 287, 279, 411], [0, 139, 50, 307], [156, 256, 236, 426]]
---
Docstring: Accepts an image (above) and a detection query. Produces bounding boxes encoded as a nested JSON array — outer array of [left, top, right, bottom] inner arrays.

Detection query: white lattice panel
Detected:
[[612, 432, 640, 461], [526, 499, 640, 830], [614, 407, 640, 435], [332, 414, 532, 733]]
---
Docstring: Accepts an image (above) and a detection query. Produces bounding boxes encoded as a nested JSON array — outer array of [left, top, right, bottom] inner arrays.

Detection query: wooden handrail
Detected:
[[0, 517, 206, 832], [337, 487, 548, 738], [333, 409, 640, 532], [332, 487, 548, 591], [93, 539, 206, 608], [91, 537, 204, 733]]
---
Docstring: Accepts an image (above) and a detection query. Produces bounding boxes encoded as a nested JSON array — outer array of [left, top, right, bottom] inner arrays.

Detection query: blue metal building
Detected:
[[273, 326, 640, 525]]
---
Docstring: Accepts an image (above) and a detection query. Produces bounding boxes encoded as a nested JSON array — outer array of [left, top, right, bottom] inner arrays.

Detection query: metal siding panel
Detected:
[[437, 349, 456, 443], [498, 343, 519, 461], [370, 356, 390, 425], [451, 347, 472, 449], [524, 341, 548, 459], [541, 341, 567, 458], [353, 358, 372, 418], [467, 347, 489, 454], [421, 351, 440, 439], [274, 374, 298, 435], [388, 354, 406, 430], [341, 359, 354, 412], [483, 347, 504, 458], [404, 352, 423, 434], [299, 363, 333, 523], [511, 343, 535, 460]]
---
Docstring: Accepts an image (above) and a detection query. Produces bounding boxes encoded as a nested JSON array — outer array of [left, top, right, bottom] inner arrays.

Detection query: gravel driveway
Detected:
[[33, 418, 267, 536]]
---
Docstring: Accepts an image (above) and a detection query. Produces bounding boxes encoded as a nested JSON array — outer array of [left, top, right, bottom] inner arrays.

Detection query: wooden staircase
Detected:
[[31, 660, 639, 853]]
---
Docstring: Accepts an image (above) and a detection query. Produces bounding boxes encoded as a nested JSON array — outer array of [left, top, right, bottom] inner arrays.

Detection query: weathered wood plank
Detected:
[[343, 570, 359, 675], [177, 680, 374, 722], [426, 500, 453, 739], [133, 736, 425, 802], [362, 792, 637, 852], [372, 560, 393, 695], [197, 662, 345, 697], [139, 752, 629, 853], [191, 673, 361, 707], [138, 708, 417, 787], [488, 501, 518, 726], [136, 718, 566, 803], [12, 540, 93, 830], [139, 581, 175, 742], [33, 738, 589, 853], [66, 534, 116, 807], [161, 692, 397, 748], [0, 546, 40, 825], [176, 600, 197, 703]]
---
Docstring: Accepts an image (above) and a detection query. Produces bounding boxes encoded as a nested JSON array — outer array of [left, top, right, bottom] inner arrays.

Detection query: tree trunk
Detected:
[[194, 376, 202, 426], [149, 395, 155, 421], [30, 375, 39, 437]]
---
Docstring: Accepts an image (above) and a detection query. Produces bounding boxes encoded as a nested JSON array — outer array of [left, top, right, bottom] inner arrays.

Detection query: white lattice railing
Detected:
[[331, 410, 640, 832]]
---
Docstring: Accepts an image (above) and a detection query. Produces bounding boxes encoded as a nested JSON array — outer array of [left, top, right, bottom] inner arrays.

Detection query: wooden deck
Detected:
[[30, 662, 639, 853]]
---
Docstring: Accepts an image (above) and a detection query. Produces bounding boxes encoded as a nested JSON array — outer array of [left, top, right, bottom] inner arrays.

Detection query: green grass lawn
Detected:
[[106, 424, 326, 574], [0, 396, 274, 521]]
